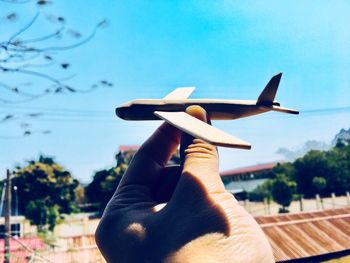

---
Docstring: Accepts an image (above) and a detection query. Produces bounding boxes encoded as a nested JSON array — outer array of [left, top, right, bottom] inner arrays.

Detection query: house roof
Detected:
[[220, 161, 284, 177], [255, 207, 350, 262], [118, 145, 140, 153], [0, 236, 44, 252]]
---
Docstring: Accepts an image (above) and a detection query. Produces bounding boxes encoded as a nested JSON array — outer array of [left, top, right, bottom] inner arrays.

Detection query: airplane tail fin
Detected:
[[257, 73, 282, 105], [257, 73, 299, 115]]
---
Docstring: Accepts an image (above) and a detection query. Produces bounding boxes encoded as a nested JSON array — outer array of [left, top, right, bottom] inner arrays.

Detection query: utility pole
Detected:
[[4, 169, 11, 263]]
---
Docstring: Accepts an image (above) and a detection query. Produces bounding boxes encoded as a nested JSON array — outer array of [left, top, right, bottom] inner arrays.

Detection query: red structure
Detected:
[[0, 237, 45, 261], [118, 145, 140, 153], [220, 161, 284, 183]]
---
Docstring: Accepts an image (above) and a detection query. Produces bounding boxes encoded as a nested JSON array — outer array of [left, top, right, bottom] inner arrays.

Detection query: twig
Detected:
[[6, 9, 40, 47], [21, 24, 65, 44], [6, 23, 101, 53]]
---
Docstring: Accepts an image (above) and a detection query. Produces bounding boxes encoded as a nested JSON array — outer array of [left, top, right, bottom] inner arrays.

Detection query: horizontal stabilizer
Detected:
[[154, 111, 251, 149], [270, 105, 299, 114], [261, 105, 299, 115], [257, 73, 282, 105], [163, 87, 195, 100]]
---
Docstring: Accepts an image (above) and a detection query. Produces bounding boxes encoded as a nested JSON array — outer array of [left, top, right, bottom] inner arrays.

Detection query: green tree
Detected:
[[25, 200, 60, 231], [293, 150, 331, 197], [86, 149, 180, 215], [292, 140, 350, 197], [312, 177, 327, 194], [11, 155, 79, 231], [271, 174, 297, 213], [249, 137, 350, 202], [85, 161, 127, 215], [270, 162, 295, 179], [249, 179, 273, 202], [324, 140, 350, 194]]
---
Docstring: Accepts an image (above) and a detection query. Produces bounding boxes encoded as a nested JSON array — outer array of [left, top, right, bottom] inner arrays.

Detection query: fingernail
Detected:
[[185, 105, 207, 122]]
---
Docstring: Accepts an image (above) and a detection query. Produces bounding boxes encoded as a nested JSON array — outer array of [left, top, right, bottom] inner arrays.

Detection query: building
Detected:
[[220, 161, 284, 194], [118, 145, 180, 165], [221, 161, 284, 182], [118, 145, 140, 154], [0, 237, 44, 262], [256, 207, 350, 262], [0, 216, 36, 238]]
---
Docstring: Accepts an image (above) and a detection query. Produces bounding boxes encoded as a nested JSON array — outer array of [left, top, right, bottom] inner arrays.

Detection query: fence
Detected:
[[242, 192, 350, 216]]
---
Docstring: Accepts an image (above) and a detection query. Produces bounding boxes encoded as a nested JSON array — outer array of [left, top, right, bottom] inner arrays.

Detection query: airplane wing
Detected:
[[154, 111, 251, 149], [163, 87, 196, 100]]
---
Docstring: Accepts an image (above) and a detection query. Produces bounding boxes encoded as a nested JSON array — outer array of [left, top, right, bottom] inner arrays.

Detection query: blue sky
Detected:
[[1, 0, 349, 183]]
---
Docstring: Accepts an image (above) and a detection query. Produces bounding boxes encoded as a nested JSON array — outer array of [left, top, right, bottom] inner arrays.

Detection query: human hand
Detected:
[[95, 106, 274, 263]]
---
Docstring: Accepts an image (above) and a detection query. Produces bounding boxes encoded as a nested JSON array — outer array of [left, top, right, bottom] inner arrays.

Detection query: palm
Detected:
[[96, 107, 274, 263]]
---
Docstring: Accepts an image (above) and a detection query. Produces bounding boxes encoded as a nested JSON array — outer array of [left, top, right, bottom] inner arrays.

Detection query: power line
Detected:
[[0, 105, 349, 126], [0, 104, 349, 115], [302, 106, 350, 114], [28, 117, 116, 123], [0, 104, 109, 115], [0, 110, 114, 118], [0, 135, 24, 139]]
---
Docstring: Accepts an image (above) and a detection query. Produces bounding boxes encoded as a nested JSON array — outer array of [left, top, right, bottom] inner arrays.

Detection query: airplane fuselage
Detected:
[[115, 73, 298, 149], [116, 99, 270, 121]]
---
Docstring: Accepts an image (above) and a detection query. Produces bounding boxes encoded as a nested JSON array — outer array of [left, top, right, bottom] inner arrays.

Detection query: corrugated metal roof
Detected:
[[255, 207, 350, 262], [220, 161, 284, 177]]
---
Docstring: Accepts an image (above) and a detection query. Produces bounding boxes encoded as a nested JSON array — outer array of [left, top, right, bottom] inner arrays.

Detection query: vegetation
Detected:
[[85, 161, 127, 216], [248, 180, 272, 202], [85, 149, 180, 215], [1, 134, 349, 228], [312, 176, 327, 194], [249, 139, 350, 212], [11, 155, 79, 231], [270, 174, 296, 213]]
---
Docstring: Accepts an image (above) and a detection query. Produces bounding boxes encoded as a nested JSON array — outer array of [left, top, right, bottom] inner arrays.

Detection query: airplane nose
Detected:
[[115, 106, 125, 119]]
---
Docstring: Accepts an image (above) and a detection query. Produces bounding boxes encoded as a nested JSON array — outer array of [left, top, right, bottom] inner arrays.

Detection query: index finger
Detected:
[[118, 122, 181, 189]]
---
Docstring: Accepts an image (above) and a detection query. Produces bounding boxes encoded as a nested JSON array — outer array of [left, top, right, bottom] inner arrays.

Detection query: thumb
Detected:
[[179, 106, 226, 194]]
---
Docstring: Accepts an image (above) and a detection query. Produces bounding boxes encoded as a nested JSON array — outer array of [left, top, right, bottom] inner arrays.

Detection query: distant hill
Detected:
[[277, 127, 350, 161], [277, 140, 331, 161], [332, 128, 350, 146]]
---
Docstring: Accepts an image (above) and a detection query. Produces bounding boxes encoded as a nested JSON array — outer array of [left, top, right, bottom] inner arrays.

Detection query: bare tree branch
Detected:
[[1, 66, 65, 86], [0, 0, 112, 131], [0, 93, 49, 104], [6, 8, 40, 47], [0, 81, 46, 97], [5, 21, 105, 53], [20, 23, 65, 44], [17, 60, 56, 69]]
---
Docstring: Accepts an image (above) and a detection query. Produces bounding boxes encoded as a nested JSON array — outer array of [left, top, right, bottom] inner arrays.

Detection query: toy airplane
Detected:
[[116, 73, 299, 149]]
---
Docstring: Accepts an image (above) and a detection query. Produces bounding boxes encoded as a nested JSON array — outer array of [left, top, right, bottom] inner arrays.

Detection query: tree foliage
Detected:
[[248, 180, 273, 202], [11, 155, 79, 231], [270, 174, 297, 213], [250, 138, 350, 206], [312, 176, 327, 194], [85, 158, 127, 216], [85, 149, 181, 215], [293, 140, 350, 197], [293, 150, 330, 197]]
